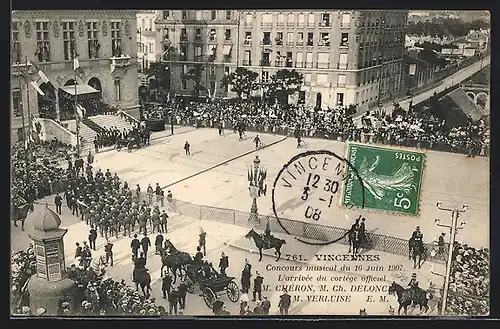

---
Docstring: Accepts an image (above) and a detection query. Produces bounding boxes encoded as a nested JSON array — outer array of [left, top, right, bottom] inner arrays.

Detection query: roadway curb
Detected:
[[161, 136, 288, 189]]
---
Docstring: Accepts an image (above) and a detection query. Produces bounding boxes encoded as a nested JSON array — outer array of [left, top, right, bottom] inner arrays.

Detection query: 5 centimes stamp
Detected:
[[341, 143, 425, 216]]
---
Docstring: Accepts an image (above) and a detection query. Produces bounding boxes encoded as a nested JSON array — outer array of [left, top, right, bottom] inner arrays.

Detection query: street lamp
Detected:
[[431, 202, 468, 315], [248, 156, 267, 222]]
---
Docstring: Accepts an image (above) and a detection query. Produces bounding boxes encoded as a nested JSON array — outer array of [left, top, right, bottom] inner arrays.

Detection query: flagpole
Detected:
[[74, 54, 80, 157], [24, 54, 32, 156], [17, 62, 27, 147]]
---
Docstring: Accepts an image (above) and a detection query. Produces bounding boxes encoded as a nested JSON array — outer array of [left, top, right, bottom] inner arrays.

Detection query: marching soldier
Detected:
[[130, 234, 141, 260], [104, 239, 114, 267]]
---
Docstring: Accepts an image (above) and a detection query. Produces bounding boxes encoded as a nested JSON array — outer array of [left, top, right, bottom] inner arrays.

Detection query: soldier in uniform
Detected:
[[147, 183, 154, 205], [199, 229, 207, 256], [160, 210, 168, 234], [262, 221, 272, 249], [219, 252, 229, 277], [152, 211, 161, 234], [241, 259, 252, 293], [408, 273, 419, 307]]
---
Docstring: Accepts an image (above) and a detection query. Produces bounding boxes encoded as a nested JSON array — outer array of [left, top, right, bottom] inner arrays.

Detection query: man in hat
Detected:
[[261, 296, 271, 315], [184, 141, 191, 156], [412, 226, 424, 243], [253, 300, 265, 315], [408, 272, 419, 307], [278, 288, 291, 315], [199, 228, 207, 256], [241, 259, 252, 293], [104, 239, 114, 267], [160, 210, 168, 234], [155, 233, 164, 255], [130, 234, 141, 260], [168, 286, 180, 315], [252, 271, 264, 302], [162, 272, 173, 299], [178, 280, 188, 310], [89, 226, 98, 251], [141, 233, 151, 260], [155, 183, 162, 204], [219, 252, 229, 277], [55, 193, 63, 215], [147, 183, 153, 204]]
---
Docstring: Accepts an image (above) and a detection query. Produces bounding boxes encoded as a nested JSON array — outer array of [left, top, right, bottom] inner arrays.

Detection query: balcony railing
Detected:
[[287, 22, 295, 27], [261, 22, 273, 27], [261, 40, 272, 45], [317, 62, 329, 69], [338, 63, 348, 69], [275, 60, 283, 67], [305, 61, 313, 68], [296, 41, 304, 46], [277, 22, 284, 27], [319, 21, 331, 27], [337, 82, 346, 87], [260, 60, 271, 67], [318, 41, 330, 47], [244, 40, 252, 45], [275, 40, 283, 45], [295, 62, 304, 68], [306, 41, 314, 46], [243, 60, 251, 66], [341, 23, 350, 29], [307, 23, 315, 27], [285, 61, 293, 68], [285, 41, 294, 46]]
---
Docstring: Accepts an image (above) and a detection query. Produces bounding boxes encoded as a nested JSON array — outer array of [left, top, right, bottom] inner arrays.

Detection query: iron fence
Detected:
[[121, 191, 448, 264]]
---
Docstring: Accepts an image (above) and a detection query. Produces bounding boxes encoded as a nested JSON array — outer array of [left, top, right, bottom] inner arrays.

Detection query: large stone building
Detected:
[[137, 10, 157, 82], [11, 10, 139, 142], [154, 9, 408, 109]]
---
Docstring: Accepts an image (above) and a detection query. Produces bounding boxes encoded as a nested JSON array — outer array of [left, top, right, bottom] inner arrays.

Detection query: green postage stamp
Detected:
[[341, 143, 425, 216]]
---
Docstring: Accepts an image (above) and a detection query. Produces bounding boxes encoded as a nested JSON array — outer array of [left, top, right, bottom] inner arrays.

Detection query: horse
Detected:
[[348, 228, 362, 255], [244, 228, 286, 261], [164, 240, 193, 268], [133, 268, 151, 298], [159, 248, 185, 284], [388, 282, 433, 315], [409, 237, 426, 269], [12, 201, 34, 231]]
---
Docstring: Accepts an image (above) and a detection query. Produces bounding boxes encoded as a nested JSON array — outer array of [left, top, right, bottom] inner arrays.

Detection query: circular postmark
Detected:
[[271, 150, 366, 246]]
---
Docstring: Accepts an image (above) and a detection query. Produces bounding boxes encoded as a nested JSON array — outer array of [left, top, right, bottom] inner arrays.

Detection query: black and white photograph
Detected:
[[10, 9, 490, 317]]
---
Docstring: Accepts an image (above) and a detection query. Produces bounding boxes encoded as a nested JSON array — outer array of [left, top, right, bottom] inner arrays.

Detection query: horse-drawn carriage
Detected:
[[184, 265, 240, 309], [115, 135, 144, 153]]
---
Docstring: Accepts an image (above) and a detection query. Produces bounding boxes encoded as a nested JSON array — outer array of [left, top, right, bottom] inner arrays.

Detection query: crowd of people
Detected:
[[160, 98, 488, 156], [446, 242, 490, 315], [93, 123, 151, 151]]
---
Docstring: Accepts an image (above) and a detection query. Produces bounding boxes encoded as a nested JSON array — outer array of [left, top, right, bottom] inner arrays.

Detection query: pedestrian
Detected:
[[241, 259, 252, 293], [184, 141, 191, 156], [252, 271, 264, 301], [162, 272, 173, 299], [134, 251, 147, 270], [178, 280, 188, 310], [155, 183, 162, 204], [75, 242, 82, 259], [147, 183, 153, 205], [261, 296, 271, 315], [55, 193, 63, 215], [141, 233, 151, 259], [169, 286, 180, 315], [219, 252, 229, 277], [253, 300, 265, 315], [88, 226, 97, 251], [104, 239, 114, 267], [87, 151, 94, 165], [130, 234, 141, 260], [160, 210, 168, 233], [155, 233, 164, 255], [278, 288, 291, 315], [199, 228, 206, 256]]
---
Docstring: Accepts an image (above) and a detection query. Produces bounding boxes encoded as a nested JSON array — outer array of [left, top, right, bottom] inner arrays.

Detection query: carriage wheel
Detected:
[[185, 277, 195, 294], [225, 280, 240, 302], [127, 143, 132, 153], [202, 287, 217, 309]]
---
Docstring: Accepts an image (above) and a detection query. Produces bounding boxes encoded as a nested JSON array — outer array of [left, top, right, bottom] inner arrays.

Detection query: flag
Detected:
[[29, 61, 50, 84], [24, 62, 50, 96], [212, 79, 217, 99], [29, 80, 45, 96]]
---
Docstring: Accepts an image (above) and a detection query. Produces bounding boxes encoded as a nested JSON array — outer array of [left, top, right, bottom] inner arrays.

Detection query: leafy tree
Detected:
[[220, 67, 260, 100], [266, 69, 304, 105], [146, 62, 170, 102], [182, 64, 206, 97]]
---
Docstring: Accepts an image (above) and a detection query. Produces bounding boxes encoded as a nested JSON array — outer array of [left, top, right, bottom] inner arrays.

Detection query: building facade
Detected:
[[154, 9, 407, 109], [137, 10, 157, 75], [11, 10, 139, 142]]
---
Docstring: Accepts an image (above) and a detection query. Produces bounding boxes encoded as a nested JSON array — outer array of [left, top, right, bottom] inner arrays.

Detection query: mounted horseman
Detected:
[[12, 196, 34, 231], [408, 226, 425, 268]]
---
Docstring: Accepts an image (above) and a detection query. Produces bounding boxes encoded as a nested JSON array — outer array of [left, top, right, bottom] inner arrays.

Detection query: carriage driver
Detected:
[[407, 273, 419, 307]]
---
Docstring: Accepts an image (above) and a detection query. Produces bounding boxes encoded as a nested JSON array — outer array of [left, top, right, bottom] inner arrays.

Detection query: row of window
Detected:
[[243, 50, 348, 68], [11, 20, 122, 64], [163, 10, 233, 21], [245, 12, 351, 28], [138, 42, 154, 54]]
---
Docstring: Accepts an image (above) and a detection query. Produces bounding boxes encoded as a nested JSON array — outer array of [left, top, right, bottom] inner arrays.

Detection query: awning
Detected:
[[223, 45, 232, 56], [60, 85, 99, 96]]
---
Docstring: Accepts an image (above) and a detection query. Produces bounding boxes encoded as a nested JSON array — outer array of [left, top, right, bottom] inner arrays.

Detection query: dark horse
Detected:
[[348, 228, 362, 255], [12, 201, 34, 231], [133, 268, 152, 298], [388, 282, 433, 315], [408, 237, 426, 269], [245, 229, 286, 261], [160, 241, 193, 284]]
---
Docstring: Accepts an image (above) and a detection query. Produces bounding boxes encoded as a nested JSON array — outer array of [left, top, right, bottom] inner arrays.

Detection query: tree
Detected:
[[146, 62, 170, 102], [182, 64, 206, 97], [266, 69, 304, 105], [220, 67, 260, 100]]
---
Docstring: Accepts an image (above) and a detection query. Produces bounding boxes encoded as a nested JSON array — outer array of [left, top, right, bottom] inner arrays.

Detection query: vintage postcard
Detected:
[[10, 9, 490, 317]]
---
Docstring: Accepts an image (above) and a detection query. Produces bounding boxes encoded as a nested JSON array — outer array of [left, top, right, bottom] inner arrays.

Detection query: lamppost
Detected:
[[430, 202, 467, 315], [248, 156, 267, 222]]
